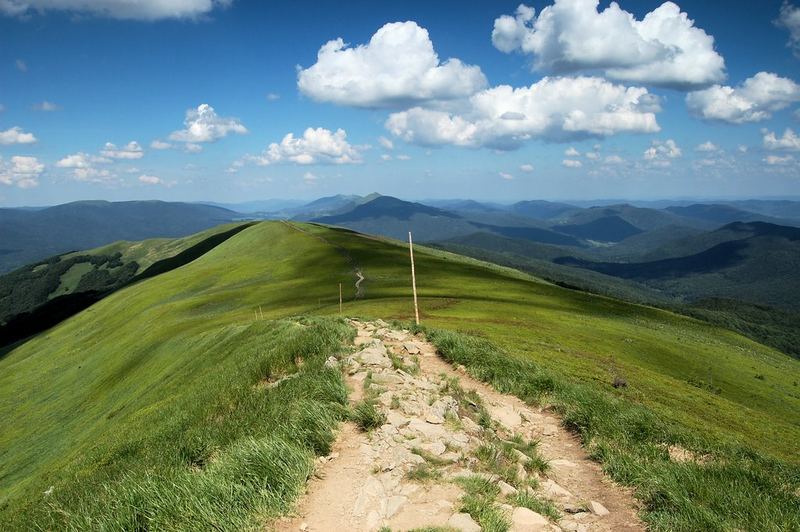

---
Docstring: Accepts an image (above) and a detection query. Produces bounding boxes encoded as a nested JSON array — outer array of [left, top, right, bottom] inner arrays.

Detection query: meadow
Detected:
[[0, 221, 797, 530]]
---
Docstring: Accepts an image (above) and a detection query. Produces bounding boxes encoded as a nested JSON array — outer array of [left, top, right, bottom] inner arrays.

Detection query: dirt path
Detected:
[[273, 320, 643, 532]]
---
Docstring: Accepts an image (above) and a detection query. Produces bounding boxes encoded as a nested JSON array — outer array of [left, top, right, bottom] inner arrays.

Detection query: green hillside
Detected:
[[1, 221, 798, 530]]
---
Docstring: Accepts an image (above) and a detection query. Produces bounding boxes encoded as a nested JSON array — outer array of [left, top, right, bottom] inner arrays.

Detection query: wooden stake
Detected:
[[339, 283, 343, 316], [409, 231, 420, 325]]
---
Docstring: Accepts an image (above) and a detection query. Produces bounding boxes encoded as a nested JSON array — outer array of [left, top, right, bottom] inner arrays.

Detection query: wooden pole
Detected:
[[259, 306, 263, 320], [409, 231, 420, 326], [339, 283, 343, 316]]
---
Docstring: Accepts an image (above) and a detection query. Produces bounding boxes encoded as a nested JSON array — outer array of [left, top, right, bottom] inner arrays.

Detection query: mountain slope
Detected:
[[556, 222, 800, 311], [0, 221, 797, 529], [0, 200, 240, 273]]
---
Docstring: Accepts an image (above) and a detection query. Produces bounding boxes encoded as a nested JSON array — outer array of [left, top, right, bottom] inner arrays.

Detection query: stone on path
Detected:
[[357, 345, 392, 368], [403, 342, 421, 354], [498, 480, 518, 496], [511, 507, 550, 531], [542, 479, 573, 500], [447, 512, 482, 532], [589, 500, 610, 516]]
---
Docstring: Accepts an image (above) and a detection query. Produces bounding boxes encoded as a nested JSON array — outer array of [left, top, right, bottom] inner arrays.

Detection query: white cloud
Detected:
[[184, 143, 203, 153], [499, 171, 514, 180], [0, 126, 37, 145], [0, 0, 232, 20], [150, 139, 172, 150], [686, 72, 800, 123], [32, 101, 59, 111], [777, 2, 800, 57], [169, 104, 247, 143], [266, 93, 280, 101], [520, 163, 534, 172], [378, 136, 394, 150], [604, 155, 625, 164], [562, 159, 582, 168], [0, 155, 43, 188], [56, 152, 111, 168], [303, 171, 318, 184], [492, 1, 725, 89], [385, 76, 660, 149], [696, 141, 720, 152], [644, 139, 682, 164], [297, 21, 487, 108], [101, 141, 144, 159], [56, 152, 118, 183], [396, 154, 411, 160], [138, 174, 162, 185], [763, 128, 800, 151], [764, 154, 795, 165], [738, 145, 748, 153], [249, 127, 361, 166], [381, 154, 392, 161], [564, 147, 580, 157], [0, 104, 4, 112], [15, 59, 26, 72], [71, 167, 116, 183]]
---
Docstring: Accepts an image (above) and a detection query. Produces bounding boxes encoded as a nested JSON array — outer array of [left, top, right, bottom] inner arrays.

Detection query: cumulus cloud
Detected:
[[0, 155, 43, 188], [763, 128, 800, 151], [696, 141, 720, 152], [396, 154, 411, 160], [0, 0, 231, 20], [644, 139, 681, 166], [56, 152, 117, 183], [562, 159, 582, 168], [56, 152, 111, 168], [248, 127, 361, 166], [150, 139, 172, 150], [0, 126, 37, 145], [604, 155, 625, 164], [303, 171, 318, 184], [381, 154, 392, 161], [169, 104, 247, 143], [378, 136, 394, 150], [492, 1, 725, 89], [564, 147, 580, 157], [266, 93, 280, 101], [764, 154, 795, 165], [499, 171, 514, 180], [32, 101, 59, 111], [385, 76, 660, 149], [101, 141, 144, 159], [520, 163, 534, 172], [777, 2, 800, 57], [686, 72, 800, 123], [138, 174, 162, 185], [15, 59, 26, 72], [297, 21, 487, 108]]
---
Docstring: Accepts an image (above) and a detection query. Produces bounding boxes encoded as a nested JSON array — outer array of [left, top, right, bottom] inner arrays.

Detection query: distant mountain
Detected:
[[555, 222, 800, 311], [199, 199, 304, 214], [555, 215, 643, 242], [665, 203, 798, 227], [723, 200, 800, 221], [0, 200, 238, 273], [314, 196, 589, 245], [422, 199, 502, 212], [509, 200, 578, 220]]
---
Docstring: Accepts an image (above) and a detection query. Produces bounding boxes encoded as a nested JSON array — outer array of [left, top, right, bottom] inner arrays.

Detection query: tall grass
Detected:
[[420, 326, 800, 532], [2, 317, 352, 531]]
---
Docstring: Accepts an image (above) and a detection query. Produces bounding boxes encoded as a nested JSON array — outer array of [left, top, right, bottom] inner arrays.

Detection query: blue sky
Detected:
[[0, 0, 799, 206]]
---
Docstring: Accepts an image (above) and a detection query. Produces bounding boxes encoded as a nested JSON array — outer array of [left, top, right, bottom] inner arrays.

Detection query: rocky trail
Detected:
[[274, 320, 643, 532]]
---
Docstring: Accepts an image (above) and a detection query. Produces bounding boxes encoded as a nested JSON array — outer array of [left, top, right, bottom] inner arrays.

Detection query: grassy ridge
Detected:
[[420, 327, 799, 531], [303, 223, 799, 461], [1, 221, 798, 529]]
